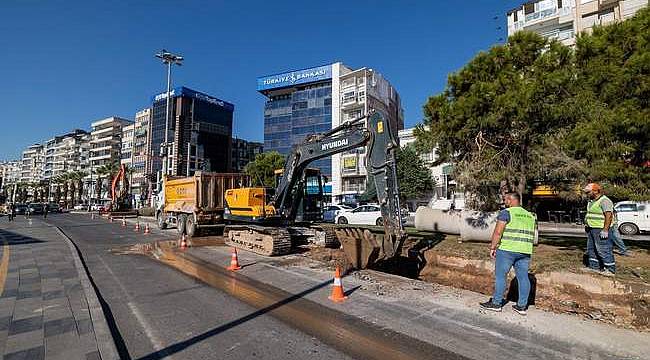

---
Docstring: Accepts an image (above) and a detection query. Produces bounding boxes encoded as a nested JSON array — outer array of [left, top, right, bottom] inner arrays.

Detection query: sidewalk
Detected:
[[177, 244, 650, 360], [0, 217, 117, 360]]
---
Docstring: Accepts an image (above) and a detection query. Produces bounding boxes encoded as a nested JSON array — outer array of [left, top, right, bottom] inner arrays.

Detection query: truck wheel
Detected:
[[186, 215, 198, 238], [177, 214, 187, 235], [619, 222, 639, 235], [157, 212, 167, 230]]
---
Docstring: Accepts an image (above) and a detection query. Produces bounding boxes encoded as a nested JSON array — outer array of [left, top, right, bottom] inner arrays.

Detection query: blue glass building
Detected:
[[258, 65, 333, 178], [150, 86, 234, 176]]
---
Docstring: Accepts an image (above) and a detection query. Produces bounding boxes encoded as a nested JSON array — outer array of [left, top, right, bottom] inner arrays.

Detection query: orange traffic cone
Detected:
[[179, 234, 188, 250], [328, 266, 347, 303], [121, 217, 126, 227], [134, 222, 140, 232], [226, 248, 242, 271], [143, 223, 150, 235]]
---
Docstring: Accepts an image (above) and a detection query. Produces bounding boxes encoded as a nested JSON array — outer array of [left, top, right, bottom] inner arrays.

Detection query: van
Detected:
[[614, 201, 650, 235]]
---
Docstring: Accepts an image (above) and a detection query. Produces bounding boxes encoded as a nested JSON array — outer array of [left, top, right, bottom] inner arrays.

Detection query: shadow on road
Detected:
[[136, 279, 331, 360], [0, 229, 46, 246]]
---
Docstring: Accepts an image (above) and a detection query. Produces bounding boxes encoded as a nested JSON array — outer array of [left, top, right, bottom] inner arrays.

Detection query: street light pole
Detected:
[[155, 49, 183, 179]]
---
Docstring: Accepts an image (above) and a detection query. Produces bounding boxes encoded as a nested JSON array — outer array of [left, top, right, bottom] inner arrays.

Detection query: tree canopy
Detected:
[[360, 145, 435, 203], [244, 151, 286, 187], [415, 8, 650, 209]]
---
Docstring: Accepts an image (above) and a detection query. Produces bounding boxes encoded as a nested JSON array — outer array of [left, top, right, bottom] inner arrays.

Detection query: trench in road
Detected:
[[133, 242, 469, 360]]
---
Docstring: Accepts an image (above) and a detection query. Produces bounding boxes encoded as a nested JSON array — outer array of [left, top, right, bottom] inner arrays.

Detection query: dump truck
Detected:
[[156, 172, 250, 237]]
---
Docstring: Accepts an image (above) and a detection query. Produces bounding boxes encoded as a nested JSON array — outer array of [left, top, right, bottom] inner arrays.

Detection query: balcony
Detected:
[[522, 6, 573, 27]]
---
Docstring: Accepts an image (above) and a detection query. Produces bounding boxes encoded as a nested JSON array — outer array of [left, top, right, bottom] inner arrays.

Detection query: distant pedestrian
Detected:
[[480, 193, 537, 315], [610, 210, 628, 256], [583, 183, 616, 275], [43, 203, 49, 219], [8, 203, 15, 222]]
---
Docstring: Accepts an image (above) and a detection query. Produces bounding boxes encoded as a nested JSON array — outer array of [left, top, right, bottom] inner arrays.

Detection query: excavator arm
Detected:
[[274, 109, 406, 268]]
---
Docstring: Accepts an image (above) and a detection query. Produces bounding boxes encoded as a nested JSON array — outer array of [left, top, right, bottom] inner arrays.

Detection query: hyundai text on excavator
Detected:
[[223, 109, 407, 269]]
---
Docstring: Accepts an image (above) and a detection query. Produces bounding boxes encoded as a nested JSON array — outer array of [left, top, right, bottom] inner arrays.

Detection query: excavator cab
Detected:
[[294, 168, 324, 223], [274, 167, 325, 223]]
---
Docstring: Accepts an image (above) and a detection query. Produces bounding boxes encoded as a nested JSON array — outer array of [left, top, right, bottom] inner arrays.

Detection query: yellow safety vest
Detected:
[[585, 196, 610, 228], [499, 207, 536, 255]]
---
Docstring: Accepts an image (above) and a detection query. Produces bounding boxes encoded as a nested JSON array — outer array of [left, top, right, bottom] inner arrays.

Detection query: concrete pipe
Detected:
[[415, 206, 539, 244]]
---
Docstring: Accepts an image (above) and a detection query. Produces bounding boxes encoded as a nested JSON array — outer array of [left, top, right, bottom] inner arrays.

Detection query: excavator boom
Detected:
[[273, 109, 406, 268]]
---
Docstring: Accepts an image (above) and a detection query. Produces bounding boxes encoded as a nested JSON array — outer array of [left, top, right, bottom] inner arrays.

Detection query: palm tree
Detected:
[[58, 174, 70, 208], [94, 162, 119, 203], [52, 175, 64, 204], [75, 171, 87, 205], [66, 171, 86, 207]]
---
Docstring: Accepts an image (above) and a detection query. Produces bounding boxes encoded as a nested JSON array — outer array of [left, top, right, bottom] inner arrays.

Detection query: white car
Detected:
[[335, 204, 385, 226], [615, 201, 650, 235]]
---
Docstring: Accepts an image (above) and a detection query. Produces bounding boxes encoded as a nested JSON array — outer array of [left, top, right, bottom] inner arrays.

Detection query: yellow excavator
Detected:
[[223, 109, 406, 269]]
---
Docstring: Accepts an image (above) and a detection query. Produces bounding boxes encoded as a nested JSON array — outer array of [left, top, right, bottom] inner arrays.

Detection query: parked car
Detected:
[[335, 204, 386, 226], [73, 204, 86, 211], [28, 203, 44, 215], [323, 204, 353, 223], [13, 204, 28, 215], [615, 201, 650, 235]]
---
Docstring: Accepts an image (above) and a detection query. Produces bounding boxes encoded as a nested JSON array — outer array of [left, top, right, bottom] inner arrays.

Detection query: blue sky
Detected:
[[0, 0, 520, 160]]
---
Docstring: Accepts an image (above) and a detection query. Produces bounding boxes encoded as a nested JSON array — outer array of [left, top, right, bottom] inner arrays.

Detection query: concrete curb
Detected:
[[54, 227, 120, 360]]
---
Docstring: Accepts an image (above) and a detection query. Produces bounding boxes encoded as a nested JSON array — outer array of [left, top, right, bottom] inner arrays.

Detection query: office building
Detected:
[[231, 138, 263, 172], [507, 0, 648, 46], [258, 62, 403, 203], [150, 87, 234, 177]]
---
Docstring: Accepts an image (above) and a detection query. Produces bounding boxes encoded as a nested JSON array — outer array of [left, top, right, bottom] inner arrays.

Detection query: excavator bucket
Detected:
[[335, 227, 406, 269], [336, 228, 380, 269]]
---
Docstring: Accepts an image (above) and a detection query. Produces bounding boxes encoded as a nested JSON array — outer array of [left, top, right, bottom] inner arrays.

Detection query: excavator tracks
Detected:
[[224, 225, 292, 256]]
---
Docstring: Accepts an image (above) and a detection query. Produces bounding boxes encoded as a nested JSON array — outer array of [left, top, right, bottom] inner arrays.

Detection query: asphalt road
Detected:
[[40, 213, 354, 360]]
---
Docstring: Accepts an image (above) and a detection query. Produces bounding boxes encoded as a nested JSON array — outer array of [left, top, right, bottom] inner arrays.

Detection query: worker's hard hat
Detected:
[[583, 183, 602, 192]]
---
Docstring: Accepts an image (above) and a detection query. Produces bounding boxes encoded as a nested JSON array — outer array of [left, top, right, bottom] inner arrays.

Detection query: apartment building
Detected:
[[258, 62, 403, 204], [43, 129, 90, 181], [20, 144, 44, 184], [0, 161, 21, 190], [507, 0, 647, 46], [89, 117, 132, 168]]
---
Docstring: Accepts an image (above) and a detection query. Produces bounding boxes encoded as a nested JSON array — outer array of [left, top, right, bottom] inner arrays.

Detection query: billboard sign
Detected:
[[257, 64, 332, 91], [343, 157, 357, 170]]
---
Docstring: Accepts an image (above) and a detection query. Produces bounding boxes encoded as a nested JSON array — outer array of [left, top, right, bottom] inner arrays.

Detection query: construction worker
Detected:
[[480, 192, 536, 315], [610, 209, 628, 256], [583, 183, 616, 275]]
